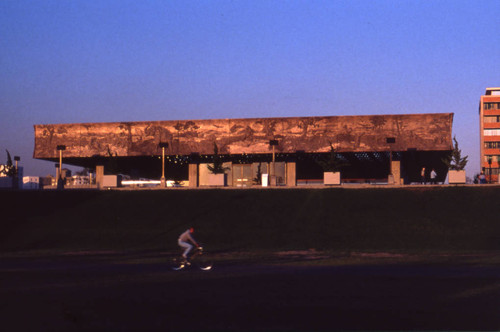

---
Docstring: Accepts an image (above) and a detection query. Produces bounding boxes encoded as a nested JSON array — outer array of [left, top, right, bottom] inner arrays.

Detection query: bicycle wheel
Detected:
[[171, 257, 187, 271], [194, 256, 213, 271]]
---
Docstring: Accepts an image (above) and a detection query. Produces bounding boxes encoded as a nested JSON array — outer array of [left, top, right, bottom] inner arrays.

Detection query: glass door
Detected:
[[233, 164, 253, 187]]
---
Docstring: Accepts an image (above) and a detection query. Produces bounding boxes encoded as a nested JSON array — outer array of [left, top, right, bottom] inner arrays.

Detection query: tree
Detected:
[[443, 136, 468, 171], [0, 150, 16, 177], [316, 143, 347, 172], [105, 146, 119, 175], [253, 163, 262, 185], [76, 168, 90, 176], [207, 142, 229, 174]]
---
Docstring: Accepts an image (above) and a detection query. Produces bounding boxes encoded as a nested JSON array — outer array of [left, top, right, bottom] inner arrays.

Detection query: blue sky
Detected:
[[1, 0, 499, 177]]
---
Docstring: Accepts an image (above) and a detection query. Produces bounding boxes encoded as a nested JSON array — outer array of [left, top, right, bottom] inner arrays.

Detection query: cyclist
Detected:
[[178, 227, 200, 260]]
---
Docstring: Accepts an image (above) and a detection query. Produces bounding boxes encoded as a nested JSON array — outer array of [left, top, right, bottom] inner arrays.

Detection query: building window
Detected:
[[484, 168, 500, 176], [484, 155, 500, 162], [484, 116, 500, 123], [484, 141, 500, 149], [484, 102, 500, 110], [484, 129, 500, 136]]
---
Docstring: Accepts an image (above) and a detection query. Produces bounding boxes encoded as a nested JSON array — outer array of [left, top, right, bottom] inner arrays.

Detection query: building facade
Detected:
[[479, 87, 500, 183], [34, 113, 454, 186]]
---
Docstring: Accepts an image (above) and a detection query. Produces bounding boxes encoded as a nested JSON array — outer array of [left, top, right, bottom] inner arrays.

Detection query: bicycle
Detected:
[[171, 246, 213, 271]]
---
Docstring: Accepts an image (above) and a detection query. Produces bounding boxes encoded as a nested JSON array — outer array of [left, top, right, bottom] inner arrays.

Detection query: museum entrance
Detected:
[[232, 162, 287, 186], [232, 164, 253, 187]]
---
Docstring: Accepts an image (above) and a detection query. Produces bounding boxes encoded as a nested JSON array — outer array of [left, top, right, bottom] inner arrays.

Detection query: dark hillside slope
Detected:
[[1, 187, 499, 253]]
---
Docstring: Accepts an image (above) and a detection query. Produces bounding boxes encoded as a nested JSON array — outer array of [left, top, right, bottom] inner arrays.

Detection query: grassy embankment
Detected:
[[1, 186, 499, 254]]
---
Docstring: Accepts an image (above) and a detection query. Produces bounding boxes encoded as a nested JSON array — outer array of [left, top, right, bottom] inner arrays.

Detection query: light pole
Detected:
[[13, 156, 20, 189], [56, 145, 66, 189], [159, 142, 169, 187], [269, 140, 279, 186], [14, 156, 20, 171], [386, 137, 396, 184], [487, 156, 492, 184]]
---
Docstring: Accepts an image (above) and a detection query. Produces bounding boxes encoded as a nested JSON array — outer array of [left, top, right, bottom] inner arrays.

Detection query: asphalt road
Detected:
[[1, 252, 499, 331]]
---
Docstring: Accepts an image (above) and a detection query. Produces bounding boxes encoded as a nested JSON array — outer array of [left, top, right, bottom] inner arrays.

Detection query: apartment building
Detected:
[[479, 87, 500, 183]]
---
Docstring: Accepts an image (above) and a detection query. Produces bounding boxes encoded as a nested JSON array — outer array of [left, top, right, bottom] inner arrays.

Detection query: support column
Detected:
[[286, 162, 296, 186], [391, 160, 401, 185], [189, 163, 199, 188], [96, 165, 104, 189]]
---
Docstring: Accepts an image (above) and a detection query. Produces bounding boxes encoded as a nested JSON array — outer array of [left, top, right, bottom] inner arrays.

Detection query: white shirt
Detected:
[[178, 229, 195, 243]]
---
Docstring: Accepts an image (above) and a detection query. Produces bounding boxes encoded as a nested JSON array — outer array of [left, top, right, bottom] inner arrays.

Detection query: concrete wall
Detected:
[[34, 113, 454, 161]]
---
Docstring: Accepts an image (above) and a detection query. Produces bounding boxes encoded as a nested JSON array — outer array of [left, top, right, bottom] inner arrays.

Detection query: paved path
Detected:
[[1, 253, 499, 331]]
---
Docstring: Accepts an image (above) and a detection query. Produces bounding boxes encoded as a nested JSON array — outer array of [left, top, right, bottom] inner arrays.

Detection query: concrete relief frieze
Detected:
[[34, 113, 454, 159]]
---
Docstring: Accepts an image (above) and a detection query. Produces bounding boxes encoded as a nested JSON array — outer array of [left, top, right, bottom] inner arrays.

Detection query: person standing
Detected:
[[430, 169, 437, 184], [479, 172, 487, 184], [420, 167, 426, 184]]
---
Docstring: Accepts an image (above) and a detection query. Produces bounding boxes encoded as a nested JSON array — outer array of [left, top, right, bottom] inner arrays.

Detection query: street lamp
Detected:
[[159, 142, 169, 186], [14, 156, 20, 171], [386, 137, 396, 184], [487, 156, 492, 184], [269, 140, 279, 185], [13, 156, 20, 189], [55, 163, 59, 185], [56, 145, 66, 189]]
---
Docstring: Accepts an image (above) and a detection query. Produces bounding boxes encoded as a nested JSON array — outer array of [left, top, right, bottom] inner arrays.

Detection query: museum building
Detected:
[[33, 113, 454, 187]]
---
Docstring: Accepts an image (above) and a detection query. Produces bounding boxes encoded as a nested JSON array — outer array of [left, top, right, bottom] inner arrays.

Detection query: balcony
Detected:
[[483, 122, 500, 129], [483, 109, 500, 116]]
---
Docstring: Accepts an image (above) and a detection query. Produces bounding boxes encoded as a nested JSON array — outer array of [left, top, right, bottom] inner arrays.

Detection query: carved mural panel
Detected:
[[34, 113, 453, 159]]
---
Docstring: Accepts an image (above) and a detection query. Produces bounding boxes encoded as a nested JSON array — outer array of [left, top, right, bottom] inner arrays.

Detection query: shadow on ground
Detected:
[[1, 251, 499, 331]]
